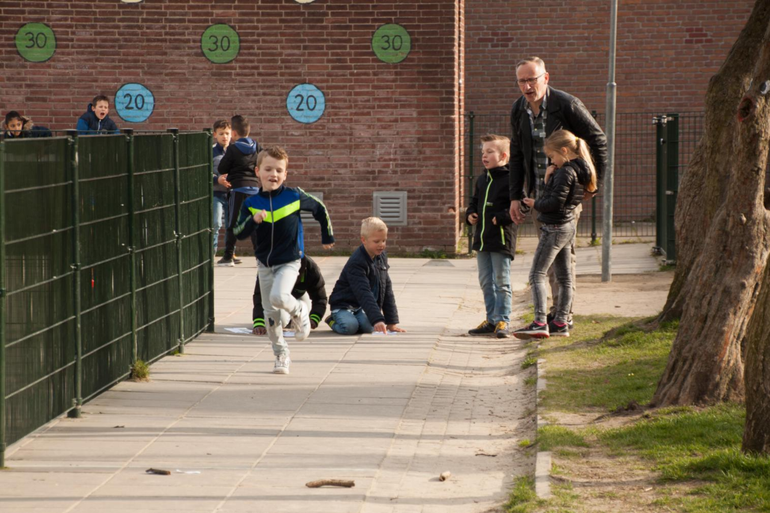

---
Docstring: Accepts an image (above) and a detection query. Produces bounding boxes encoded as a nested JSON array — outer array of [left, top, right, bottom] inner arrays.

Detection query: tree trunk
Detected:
[[658, 0, 770, 325], [651, 3, 770, 407], [743, 261, 770, 454]]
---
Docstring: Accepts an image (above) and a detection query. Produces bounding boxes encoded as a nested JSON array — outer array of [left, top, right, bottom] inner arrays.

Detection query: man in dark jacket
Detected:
[[508, 56, 608, 326], [76, 95, 119, 134], [252, 255, 328, 335], [326, 217, 405, 335]]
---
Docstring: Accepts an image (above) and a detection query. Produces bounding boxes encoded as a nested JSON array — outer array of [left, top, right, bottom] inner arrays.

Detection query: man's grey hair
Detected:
[[515, 56, 546, 71]]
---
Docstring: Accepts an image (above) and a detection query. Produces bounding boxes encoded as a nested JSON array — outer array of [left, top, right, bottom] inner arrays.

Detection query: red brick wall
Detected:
[[465, 0, 754, 116], [0, 0, 463, 255]]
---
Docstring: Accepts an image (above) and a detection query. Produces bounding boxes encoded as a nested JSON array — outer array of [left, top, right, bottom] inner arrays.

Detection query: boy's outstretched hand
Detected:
[[373, 322, 387, 333], [387, 324, 406, 333], [252, 210, 268, 223], [323, 244, 334, 250]]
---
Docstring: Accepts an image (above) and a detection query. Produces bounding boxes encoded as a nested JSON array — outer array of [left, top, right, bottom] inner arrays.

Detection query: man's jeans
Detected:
[[213, 192, 229, 254], [477, 251, 513, 325], [258, 259, 302, 357], [534, 203, 581, 321], [530, 222, 576, 325], [330, 308, 375, 335]]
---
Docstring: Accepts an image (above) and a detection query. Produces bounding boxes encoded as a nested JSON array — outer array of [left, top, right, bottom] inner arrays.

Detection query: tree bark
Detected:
[[743, 261, 770, 454], [658, 0, 770, 324], [651, 3, 770, 407]]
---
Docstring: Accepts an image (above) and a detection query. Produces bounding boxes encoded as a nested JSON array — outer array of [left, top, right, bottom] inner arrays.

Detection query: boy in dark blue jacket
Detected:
[[326, 217, 406, 336], [76, 95, 119, 134], [234, 146, 334, 375]]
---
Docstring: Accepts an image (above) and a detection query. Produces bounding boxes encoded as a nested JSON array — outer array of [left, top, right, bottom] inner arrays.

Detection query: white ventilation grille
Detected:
[[373, 191, 407, 226], [300, 192, 324, 223]]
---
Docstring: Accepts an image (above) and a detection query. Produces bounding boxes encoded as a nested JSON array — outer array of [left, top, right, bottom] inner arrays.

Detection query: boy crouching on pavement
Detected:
[[326, 217, 406, 335], [234, 146, 334, 374]]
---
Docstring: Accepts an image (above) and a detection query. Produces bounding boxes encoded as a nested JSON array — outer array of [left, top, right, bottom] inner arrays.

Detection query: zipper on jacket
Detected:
[[500, 226, 505, 245], [479, 171, 493, 251], [266, 193, 274, 267]]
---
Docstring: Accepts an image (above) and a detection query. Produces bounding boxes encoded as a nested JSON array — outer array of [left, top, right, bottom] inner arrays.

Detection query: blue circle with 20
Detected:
[[115, 83, 155, 123], [286, 84, 325, 124]]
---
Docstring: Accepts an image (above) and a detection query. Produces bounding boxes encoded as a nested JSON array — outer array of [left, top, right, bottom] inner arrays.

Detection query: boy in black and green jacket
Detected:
[[465, 134, 518, 338]]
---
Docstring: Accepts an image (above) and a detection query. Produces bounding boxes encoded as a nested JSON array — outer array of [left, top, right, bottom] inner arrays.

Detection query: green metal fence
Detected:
[[0, 130, 214, 465], [463, 111, 705, 245]]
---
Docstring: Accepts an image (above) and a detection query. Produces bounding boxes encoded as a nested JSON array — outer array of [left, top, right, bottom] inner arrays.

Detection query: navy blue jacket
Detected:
[[76, 103, 119, 134], [2, 116, 51, 139], [212, 143, 229, 193], [329, 246, 399, 326], [233, 185, 334, 267], [217, 137, 259, 189]]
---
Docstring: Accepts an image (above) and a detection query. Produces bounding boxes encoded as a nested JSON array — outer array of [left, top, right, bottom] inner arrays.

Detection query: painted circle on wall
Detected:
[[371, 24, 411, 64], [15, 23, 56, 63], [201, 24, 240, 64], [115, 83, 155, 123], [286, 84, 326, 124], [294, 0, 317, 3]]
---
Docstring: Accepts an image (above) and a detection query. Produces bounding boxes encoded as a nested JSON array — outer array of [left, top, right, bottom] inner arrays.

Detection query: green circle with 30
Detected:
[[15, 23, 56, 63], [201, 24, 240, 64], [371, 24, 411, 64]]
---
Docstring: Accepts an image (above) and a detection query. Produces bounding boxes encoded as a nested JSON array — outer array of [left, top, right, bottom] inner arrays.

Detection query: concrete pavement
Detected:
[[0, 242, 661, 513]]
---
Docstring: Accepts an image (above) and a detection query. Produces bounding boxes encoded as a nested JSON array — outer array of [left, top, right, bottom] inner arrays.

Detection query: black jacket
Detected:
[[217, 137, 259, 189], [2, 115, 51, 139], [534, 159, 591, 225], [76, 103, 119, 134], [465, 165, 517, 257], [329, 246, 399, 326], [253, 255, 328, 329], [509, 86, 607, 201]]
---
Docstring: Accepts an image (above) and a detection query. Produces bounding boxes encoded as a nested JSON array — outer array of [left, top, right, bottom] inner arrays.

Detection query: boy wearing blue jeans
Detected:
[[466, 134, 517, 338], [211, 119, 234, 258], [234, 146, 334, 374], [326, 217, 406, 336]]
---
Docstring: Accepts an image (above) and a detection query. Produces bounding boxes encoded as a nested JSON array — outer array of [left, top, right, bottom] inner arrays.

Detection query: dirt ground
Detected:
[[573, 272, 674, 318]]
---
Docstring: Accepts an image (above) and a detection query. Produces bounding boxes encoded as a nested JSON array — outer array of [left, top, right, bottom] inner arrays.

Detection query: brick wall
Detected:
[[0, 0, 463, 255], [465, 0, 754, 116]]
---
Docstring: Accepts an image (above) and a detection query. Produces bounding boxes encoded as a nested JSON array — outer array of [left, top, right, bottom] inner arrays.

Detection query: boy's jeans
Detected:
[[213, 191, 229, 254], [330, 308, 374, 335], [477, 251, 513, 325], [258, 259, 302, 357], [530, 222, 576, 325]]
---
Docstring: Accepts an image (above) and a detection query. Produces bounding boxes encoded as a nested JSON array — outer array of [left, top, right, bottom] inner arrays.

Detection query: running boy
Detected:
[[234, 146, 334, 374], [466, 134, 517, 338], [326, 217, 406, 336], [76, 95, 119, 134]]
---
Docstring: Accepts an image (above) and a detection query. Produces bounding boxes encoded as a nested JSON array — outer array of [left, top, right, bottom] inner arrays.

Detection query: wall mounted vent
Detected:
[[373, 191, 407, 226]]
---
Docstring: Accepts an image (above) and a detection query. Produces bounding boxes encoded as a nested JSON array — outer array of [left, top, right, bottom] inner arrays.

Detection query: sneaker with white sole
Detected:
[[273, 354, 291, 374], [217, 256, 235, 267], [547, 320, 570, 337], [291, 302, 311, 341], [513, 321, 550, 340]]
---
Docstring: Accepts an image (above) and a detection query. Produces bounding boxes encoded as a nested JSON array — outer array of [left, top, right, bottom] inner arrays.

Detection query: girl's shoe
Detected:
[[547, 320, 570, 337], [513, 322, 550, 340]]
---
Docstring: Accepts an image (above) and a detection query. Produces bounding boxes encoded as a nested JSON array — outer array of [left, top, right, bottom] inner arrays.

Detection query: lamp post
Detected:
[[602, 0, 619, 282]]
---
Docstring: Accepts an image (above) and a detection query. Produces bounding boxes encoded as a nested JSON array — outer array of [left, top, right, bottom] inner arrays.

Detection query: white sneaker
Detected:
[[291, 302, 311, 342], [273, 354, 290, 374]]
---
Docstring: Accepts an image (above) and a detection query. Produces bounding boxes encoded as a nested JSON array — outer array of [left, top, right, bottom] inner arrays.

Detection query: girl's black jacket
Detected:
[[465, 165, 518, 258], [534, 158, 591, 225]]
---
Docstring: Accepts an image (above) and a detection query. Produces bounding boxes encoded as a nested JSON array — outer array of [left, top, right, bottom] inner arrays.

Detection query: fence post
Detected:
[[125, 129, 138, 362], [664, 113, 679, 263], [0, 138, 6, 466], [653, 116, 668, 255], [169, 129, 185, 353], [467, 112, 475, 255], [206, 129, 215, 332], [66, 130, 82, 419]]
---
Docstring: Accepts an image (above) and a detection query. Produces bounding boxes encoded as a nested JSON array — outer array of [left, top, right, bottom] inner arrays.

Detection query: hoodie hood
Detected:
[[566, 158, 592, 187], [233, 137, 258, 155]]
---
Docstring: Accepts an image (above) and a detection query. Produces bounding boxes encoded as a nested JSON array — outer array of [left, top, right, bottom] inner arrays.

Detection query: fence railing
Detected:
[[0, 130, 215, 465], [462, 111, 705, 245]]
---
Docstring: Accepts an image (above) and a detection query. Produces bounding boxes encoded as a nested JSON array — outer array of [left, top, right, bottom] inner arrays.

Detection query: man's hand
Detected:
[[253, 326, 266, 336], [523, 198, 535, 208], [323, 243, 334, 250], [509, 200, 525, 224], [217, 175, 232, 188], [387, 324, 406, 333], [310, 319, 318, 330], [252, 210, 267, 223], [373, 321, 387, 333], [468, 213, 479, 225]]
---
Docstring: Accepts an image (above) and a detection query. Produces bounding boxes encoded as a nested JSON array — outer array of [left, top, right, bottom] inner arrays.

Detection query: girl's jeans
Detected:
[[477, 251, 513, 325], [530, 222, 576, 325], [330, 308, 375, 335]]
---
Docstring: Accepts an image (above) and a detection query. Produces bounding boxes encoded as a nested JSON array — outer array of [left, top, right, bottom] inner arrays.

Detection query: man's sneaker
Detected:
[[547, 313, 574, 330], [547, 320, 570, 337], [217, 256, 235, 267], [233, 257, 243, 265], [273, 354, 291, 374], [468, 320, 496, 336], [495, 321, 509, 339], [513, 321, 550, 340], [291, 302, 311, 341]]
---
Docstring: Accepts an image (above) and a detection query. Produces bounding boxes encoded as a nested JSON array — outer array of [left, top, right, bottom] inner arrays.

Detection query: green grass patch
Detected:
[[521, 351, 538, 369], [538, 425, 590, 451], [505, 476, 542, 512], [538, 316, 677, 412], [130, 359, 150, 381], [524, 375, 538, 386]]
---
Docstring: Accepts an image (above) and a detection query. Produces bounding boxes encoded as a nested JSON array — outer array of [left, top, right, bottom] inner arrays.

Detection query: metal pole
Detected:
[[467, 112, 475, 255], [601, 0, 618, 282], [0, 139, 7, 466], [206, 129, 215, 333], [125, 129, 138, 361], [169, 129, 185, 353], [66, 130, 82, 418]]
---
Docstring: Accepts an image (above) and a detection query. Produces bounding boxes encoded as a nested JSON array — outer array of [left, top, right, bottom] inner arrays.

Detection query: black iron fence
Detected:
[[463, 111, 705, 245], [0, 130, 215, 465]]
